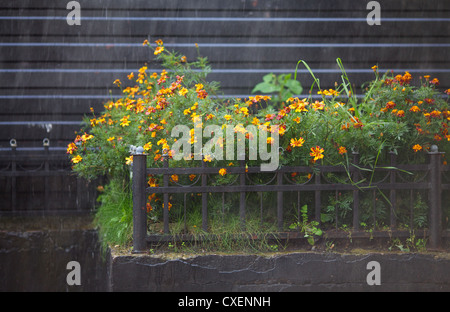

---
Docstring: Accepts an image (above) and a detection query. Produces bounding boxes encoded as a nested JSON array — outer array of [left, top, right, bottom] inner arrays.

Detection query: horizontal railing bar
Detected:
[[0, 171, 72, 177], [146, 182, 430, 194], [146, 164, 431, 175], [146, 229, 440, 243]]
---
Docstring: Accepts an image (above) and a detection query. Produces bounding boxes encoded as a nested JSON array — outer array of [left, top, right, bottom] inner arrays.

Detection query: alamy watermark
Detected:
[[66, 261, 81, 286], [367, 1, 381, 26], [66, 1, 81, 26]]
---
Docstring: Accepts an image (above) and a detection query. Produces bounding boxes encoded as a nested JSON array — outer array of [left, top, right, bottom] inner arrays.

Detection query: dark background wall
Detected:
[[0, 0, 449, 211]]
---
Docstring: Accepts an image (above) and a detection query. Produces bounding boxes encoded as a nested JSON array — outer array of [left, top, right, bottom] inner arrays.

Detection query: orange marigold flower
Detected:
[[430, 110, 441, 118], [310, 146, 324, 163], [290, 137, 305, 148], [396, 110, 405, 117], [219, 168, 227, 176], [338, 146, 347, 155], [125, 156, 133, 165], [171, 174, 179, 183], [154, 46, 164, 55], [155, 39, 163, 46], [412, 144, 422, 152], [386, 101, 396, 109], [409, 106, 421, 113], [430, 78, 439, 86]]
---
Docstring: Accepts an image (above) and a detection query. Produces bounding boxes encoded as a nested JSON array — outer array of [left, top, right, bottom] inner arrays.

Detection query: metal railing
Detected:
[[131, 145, 449, 252], [0, 138, 97, 214]]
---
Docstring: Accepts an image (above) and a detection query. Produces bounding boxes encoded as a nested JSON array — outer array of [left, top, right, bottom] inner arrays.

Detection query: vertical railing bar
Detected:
[[201, 155, 208, 232], [389, 151, 397, 229], [184, 193, 187, 233], [335, 190, 338, 230], [352, 151, 360, 231], [372, 189, 376, 228], [314, 171, 321, 225], [222, 191, 225, 227], [409, 189, 414, 230], [277, 169, 283, 231], [298, 191, 301, 227], [163, 151, 170, 234], [260, 191, 263, 227], [239, 159, 246, 230]]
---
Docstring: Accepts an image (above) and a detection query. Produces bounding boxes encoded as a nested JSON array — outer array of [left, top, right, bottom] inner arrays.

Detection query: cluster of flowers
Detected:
[[67, 39, 450, 212]]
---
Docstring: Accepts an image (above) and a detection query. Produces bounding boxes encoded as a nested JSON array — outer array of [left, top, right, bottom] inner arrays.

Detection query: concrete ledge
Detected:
[[109, 251, 450, 292]]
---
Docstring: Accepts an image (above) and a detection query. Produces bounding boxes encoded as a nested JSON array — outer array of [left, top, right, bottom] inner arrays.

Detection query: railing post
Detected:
[[43, 138, 50, 211], [428, 145, 443, 249], [10, 139, 17, 211], [132, 146, 147, 253], [352, 150, 360, 230], [389, 151, 397, 229]]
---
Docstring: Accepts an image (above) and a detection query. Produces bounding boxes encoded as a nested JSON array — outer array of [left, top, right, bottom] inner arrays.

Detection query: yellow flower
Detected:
[[66, 142, 77, 154], [293, 117, 301, 124], [113, 79, 121, 87], [127, 72, 134, 80], [120, 115, 130, 127], [71, 155, 82, 164], [224, 114, 232, 121], [412, 144, 422, 152], [178, 88, 188, 96], [155, 39, 163, 46], [142, 39, 149, 46], [171, 174, 179, 183], [125, 156, 133, 165], [154, 46, 164, 55], [143, 142, 152, 151], [290, 137, 305, 148], [219, 168, 227, 176], [195, 83, 204, 92], [310, 146, 324, 163], [107, 136, 115, 142], [81, 133, 94, 141], [203, 154, 212, 162]]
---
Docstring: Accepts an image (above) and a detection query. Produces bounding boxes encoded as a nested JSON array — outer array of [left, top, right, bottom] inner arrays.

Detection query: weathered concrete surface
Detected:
[[0, 215, 108, 291], [109, 251, 450, 292]]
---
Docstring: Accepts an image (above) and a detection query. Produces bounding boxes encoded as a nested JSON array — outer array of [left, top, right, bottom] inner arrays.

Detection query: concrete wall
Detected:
[[1, 216, 449, 292], [108, 251, 450, 292]]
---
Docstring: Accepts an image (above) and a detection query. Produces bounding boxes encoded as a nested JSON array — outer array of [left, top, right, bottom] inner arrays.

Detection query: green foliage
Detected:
[[94, 179, 133, 251], [252, 73, 303, 106], [289, 205, 323, 245]]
